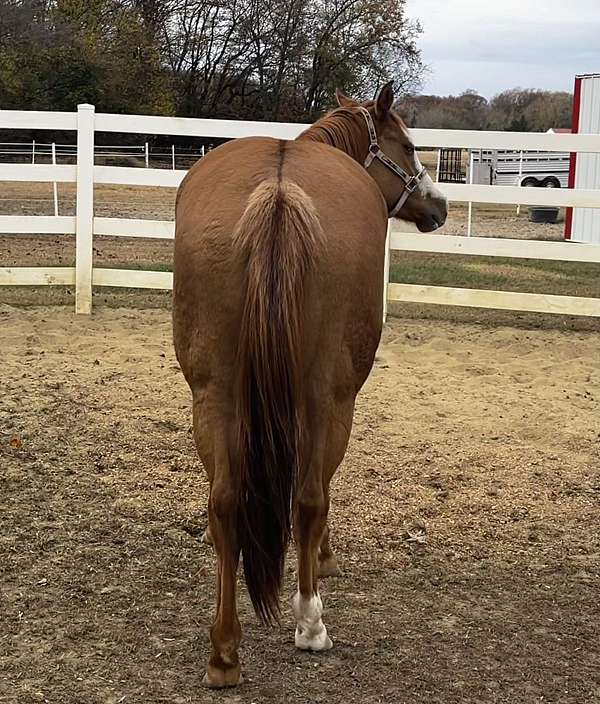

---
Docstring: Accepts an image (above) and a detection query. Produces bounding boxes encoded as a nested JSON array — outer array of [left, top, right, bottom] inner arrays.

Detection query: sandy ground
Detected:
[[1, 305, 599, 704]]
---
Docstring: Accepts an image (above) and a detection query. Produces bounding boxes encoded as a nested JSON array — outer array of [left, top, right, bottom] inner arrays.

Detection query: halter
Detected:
[[357, 106, 427, 217]]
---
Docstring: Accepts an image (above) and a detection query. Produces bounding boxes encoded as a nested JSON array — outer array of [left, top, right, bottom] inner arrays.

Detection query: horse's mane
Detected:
[[297, 107, 369, 163]]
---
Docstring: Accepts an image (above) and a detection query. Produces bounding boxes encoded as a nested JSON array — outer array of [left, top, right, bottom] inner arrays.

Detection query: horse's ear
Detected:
[[335, 88, 358, 108], [374, 81, 395, 118]]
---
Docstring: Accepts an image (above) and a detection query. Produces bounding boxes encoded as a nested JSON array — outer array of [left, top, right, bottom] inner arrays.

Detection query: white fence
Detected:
[[1, 103, 600, 316], [0, 140, 206, 167]]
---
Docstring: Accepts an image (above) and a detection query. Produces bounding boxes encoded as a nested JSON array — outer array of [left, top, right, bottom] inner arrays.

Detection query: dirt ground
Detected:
[[1, 304, 599, 704]]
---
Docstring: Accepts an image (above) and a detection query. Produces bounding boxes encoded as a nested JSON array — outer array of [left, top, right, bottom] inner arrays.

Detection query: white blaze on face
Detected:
[[414, 151, 446, 203], [292, 591, 333, 651]]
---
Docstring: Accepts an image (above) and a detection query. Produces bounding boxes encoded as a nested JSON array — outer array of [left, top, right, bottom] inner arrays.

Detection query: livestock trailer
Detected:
[[438, 146, 570, 187], [565, 73, 600, 244], [471, 147, 570, 187]]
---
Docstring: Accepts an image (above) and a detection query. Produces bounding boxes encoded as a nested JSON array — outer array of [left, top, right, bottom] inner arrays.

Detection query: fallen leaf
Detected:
[[405, 525, 427, 544]]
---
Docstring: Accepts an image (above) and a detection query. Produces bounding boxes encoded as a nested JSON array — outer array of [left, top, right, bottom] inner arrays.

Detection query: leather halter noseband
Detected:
[[357, 107, 427, 217]]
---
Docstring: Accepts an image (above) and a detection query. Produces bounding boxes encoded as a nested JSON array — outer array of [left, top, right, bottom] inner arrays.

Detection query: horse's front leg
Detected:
[[318, 522, 341, 578], [201, 525, 213, 545]]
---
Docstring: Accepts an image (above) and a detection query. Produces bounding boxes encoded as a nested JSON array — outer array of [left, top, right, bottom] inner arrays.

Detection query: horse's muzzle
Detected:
[[416, 197, 448, 233]]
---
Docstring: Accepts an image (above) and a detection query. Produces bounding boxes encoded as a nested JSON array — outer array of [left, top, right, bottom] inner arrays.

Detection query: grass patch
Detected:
[[391, 252, 600, 298]]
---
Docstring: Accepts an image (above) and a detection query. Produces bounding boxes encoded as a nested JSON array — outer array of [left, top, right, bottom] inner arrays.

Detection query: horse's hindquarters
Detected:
[[172, 135, 388, 684]]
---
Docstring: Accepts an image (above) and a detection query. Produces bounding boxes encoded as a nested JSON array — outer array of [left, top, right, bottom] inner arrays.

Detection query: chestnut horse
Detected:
[[173, 82, 447, 687]]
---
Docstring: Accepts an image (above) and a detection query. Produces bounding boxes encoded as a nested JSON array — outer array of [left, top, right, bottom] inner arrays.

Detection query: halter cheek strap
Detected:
[[358, 107, 427, 217]]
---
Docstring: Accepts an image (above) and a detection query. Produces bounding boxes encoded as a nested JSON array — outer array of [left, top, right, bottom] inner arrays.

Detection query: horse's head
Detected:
[[336, 82, 448, 233]]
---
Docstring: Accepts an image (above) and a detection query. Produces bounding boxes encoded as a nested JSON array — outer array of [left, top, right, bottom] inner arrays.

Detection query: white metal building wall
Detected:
[[571, 74, 600, 244]]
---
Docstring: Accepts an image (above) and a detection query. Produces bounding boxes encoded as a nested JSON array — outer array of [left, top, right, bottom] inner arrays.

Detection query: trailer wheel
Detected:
[[541, 176, 561, 188], [521, 177, 539, 187]]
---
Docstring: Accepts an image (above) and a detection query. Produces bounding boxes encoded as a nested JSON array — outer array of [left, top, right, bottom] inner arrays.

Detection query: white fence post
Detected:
[[382, 219, 392, 324], [51, 142, 59, 216], [75, 104, 95, 314], [516, 150, 524, 216], [172, 144, 176, 170], [467, 151, 475, 237], [145, 141, 149, 168]]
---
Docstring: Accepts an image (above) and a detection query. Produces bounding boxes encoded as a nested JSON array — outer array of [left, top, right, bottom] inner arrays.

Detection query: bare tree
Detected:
[[1, 0, 426, 120]]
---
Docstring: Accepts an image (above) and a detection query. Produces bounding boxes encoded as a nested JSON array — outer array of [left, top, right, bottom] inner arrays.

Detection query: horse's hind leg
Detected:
[[292, 415, 334, 651], [204, 472, 242, 687], [293, 477, 332, 650], [292, 399, 353, 649], [193, 403, 242, 688]]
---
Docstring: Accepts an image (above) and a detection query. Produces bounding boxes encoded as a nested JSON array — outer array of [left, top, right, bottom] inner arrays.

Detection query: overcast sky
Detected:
[[406, 0, 600, 97]]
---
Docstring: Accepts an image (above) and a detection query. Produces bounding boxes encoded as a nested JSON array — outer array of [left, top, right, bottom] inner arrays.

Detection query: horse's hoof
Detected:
[[202, 665, 243, 688], [318, 557, 341, 578], [295, 626, 333, 652], [201, 528, 213, 545]]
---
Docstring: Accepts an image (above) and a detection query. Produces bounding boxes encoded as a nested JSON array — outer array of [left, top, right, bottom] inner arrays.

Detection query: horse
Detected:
[[172, 81, 447, 687]]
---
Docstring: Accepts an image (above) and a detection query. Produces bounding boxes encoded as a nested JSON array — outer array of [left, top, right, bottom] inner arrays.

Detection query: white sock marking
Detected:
[[292, 591, 333, 651]]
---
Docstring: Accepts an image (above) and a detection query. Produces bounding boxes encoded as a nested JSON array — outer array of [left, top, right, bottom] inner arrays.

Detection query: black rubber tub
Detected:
[[529, 207, 559, 224]]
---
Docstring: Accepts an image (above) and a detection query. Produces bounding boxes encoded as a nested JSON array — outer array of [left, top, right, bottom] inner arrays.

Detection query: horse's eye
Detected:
[[405, 144, 415, 154]]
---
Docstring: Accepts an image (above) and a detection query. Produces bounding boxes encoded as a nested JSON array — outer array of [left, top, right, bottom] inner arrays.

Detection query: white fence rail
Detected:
[[1, 104, 600, 316], [0, 141, 206, 167]]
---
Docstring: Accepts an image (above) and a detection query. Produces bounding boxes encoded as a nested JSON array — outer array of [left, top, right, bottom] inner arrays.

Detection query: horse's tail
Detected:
[[233, 178, 323, 624]]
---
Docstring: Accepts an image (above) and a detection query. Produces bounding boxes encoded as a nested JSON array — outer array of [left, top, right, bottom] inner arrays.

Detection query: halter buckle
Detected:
[[405, 175, 419, 193]]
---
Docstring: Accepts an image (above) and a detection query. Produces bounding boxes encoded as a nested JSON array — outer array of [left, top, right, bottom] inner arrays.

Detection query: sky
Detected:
[[405, 0, 600, 97]]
